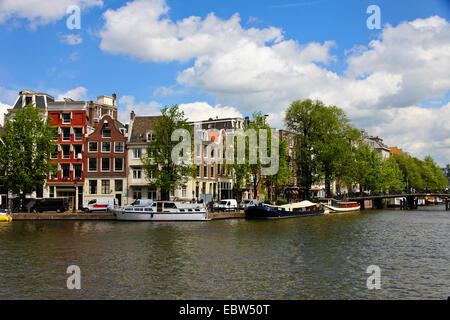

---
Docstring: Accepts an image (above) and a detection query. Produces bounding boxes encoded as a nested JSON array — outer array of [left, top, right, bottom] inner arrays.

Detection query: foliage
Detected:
[[264, 139, 291, 202], [0, 104, 58, 209], [142, 105, 196, 200]]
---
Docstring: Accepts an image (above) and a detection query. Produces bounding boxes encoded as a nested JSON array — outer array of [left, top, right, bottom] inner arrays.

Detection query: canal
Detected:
[[0, 205, 448, 299]]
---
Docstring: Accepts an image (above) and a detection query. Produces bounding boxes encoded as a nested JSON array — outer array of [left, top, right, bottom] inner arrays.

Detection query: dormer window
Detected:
[[147, 131, 155, 142]]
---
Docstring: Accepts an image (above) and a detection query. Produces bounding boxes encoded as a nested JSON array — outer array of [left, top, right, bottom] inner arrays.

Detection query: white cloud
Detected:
[[118, 95, 161, 124], [57, 86, 88, 101], [99, 1, 450, 165], [60, 34, 83, 45], [179, 102, 243, 122], [0, 101, 11, 126], [0, 0, 102, 28]]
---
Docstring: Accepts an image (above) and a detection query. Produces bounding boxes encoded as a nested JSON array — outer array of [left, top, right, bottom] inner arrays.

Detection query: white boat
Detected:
[[113, 200, 210, 222], [323, 199, 361, 212]]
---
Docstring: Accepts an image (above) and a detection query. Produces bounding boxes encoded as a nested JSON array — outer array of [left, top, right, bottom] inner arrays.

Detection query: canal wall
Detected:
[[12, 211, 245, 221]]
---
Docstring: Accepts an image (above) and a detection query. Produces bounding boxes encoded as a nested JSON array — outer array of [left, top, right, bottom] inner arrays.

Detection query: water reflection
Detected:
[[0, 206, 448, 299]]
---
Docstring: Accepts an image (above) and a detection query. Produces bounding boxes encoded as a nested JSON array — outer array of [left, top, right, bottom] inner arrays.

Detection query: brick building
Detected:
[[46, 100, 88, 210], [85, 114, 127, 206]]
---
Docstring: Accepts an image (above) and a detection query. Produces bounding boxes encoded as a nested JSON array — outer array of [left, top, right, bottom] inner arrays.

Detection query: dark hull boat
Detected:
[[245, 200, 324, 219]]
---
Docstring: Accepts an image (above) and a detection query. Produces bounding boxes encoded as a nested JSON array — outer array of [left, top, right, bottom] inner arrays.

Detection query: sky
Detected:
[[0, 0, 449, 166]]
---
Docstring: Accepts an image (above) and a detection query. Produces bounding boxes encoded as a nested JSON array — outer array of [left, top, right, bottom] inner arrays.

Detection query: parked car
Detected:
[[240, 199, 259, 208], [83, 198, 118, 212], [32, 198, 69, 213], [214, 199, 238, 211]]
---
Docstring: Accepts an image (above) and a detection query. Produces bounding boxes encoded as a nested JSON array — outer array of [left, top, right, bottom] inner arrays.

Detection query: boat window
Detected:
[[179, 209, 185, 212], [195, 209, 200, 212], [164, 203, 177, 209], [152, 203, 157, 207], [144, 208, 152, 212], [188, 209, 193, 212], [134, 208, 143, 212]]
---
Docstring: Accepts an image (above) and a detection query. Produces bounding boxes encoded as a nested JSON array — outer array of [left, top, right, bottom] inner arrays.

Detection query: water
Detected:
[[0, 206, 448, 300]]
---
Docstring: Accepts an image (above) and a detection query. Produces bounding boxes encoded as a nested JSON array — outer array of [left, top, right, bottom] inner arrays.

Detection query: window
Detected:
[[50, 171, 58, 180], [88, 142, 98, 152], [204, 165, 208, 178], [133, 188, 142, 199], [62, 145, 70, 159], [102, 142, 111, 153], [203, 146, 208, 158], [196, 165, 200, 178], [74, 164, 82, 180], [133, 169, 142, 180], [211, 148, 214, 159], [62, 127, 71, 141], [49, 186, 54, 198], [102, 129, 111, 138], [196, 144, 201, 157], [88, 158, 97, 172], [114, 158, 124, 172], [61, 164, 70, 180], [115, 180, 123, 192], [148, 190, 156, 200], [133, 148, 142, 159], [147, 131, 155, 142], [114, 142, 124, 153], [50, 146, 58, 159], [74, 128, 83, 141], [74, 145, 82, 159], [101, 158, 110, 172], [101, 180, 110, 194], [182, 187, 187, 198], [211, 164, 215, 178], [62, 113, 71, 124], [89, 180, 97, 194]]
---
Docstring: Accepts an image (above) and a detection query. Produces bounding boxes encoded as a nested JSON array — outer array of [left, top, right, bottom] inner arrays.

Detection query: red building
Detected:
[[46, 100, 88, 211]]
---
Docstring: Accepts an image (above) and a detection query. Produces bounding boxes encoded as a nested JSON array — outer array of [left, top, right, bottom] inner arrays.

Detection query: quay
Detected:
[[11, 210, 245, 221]]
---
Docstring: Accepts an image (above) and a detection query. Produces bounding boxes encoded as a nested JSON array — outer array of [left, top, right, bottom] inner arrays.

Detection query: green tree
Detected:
[[142, 105, 196, 200], [264, 139, 291, 202], [0, 103, 58, 210], [284, 99, 323, 199]]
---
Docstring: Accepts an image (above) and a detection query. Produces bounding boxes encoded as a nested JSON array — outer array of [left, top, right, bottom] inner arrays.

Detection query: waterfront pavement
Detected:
[[11, 210, 245, 221]]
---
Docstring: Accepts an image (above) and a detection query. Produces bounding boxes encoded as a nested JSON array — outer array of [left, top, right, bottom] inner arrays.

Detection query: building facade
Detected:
[[45, 100, 88, 211]]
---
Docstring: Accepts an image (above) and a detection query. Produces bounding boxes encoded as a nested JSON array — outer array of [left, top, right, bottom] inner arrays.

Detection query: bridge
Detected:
[[344, 193, 450, 210]]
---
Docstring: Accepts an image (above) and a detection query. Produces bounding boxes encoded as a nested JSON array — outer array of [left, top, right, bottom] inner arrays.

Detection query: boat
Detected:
[[323, 199, 360, 212], [113, 200, 210, 222], [0, 209, 12, 222], [244, 200, 324, 219], [425, 196, 436, 205]]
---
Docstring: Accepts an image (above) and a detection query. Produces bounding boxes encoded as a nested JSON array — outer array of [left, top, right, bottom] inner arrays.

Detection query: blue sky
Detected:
[[0, 0, 449, 165]]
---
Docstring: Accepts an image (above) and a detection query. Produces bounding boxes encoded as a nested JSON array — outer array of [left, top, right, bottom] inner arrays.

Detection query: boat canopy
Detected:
[[265, 200, 318, 210]]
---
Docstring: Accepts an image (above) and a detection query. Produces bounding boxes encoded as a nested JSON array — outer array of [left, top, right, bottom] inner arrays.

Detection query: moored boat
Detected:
[[0, 210, 12, 222], [113, 201, 210, 222], [245, 200, 324, 219], [323, 199, 360, 212]]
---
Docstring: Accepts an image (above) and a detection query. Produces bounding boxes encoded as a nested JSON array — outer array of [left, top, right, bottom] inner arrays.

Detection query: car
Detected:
[[83, 198, 118, 212], [240, 199, 259, 208], [214, 199, 238, 211], [32, 198, 69, 213]]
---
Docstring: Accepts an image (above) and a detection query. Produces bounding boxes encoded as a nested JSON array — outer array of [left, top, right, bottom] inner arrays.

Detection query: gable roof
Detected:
[[129, 116, 162, 143]]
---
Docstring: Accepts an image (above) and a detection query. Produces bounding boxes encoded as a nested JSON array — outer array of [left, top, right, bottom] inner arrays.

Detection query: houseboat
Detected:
[[0, 209, 12, 222], [113, 201, 210, 222], [244, 200, 324, 219], [323, 199, 360, 213]]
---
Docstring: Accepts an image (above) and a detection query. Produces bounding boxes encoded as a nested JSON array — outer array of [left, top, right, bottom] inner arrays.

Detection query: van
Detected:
[[214, 199, 238, 211], [83, 198, 118, 212], [32, 198, 69, 213], [240, 199, 259, 208]]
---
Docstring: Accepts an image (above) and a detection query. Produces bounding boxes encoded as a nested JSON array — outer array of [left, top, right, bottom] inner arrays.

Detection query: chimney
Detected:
[[112, 93, 117, 106], [130, 110, 135, 121]]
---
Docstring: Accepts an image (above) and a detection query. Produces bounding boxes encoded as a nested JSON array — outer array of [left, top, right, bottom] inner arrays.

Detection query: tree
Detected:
[[284, 99, 323, 199], [0, 103, 58, 210], [264, 139, 291, 202], [142, 105, 196, 200]]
